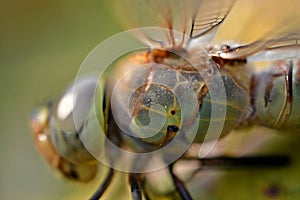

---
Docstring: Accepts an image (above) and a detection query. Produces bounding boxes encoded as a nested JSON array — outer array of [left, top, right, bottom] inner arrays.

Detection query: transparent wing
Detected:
[[210, 33, 300, 61], [247, 36, 300, 62], [108, 0, 235, 47], [190, 0, 235, 38], [206, 0, 300, 62]]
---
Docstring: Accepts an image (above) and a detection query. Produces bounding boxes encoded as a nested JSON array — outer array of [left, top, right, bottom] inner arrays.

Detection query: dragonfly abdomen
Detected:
[[251, 59, 300, 131]]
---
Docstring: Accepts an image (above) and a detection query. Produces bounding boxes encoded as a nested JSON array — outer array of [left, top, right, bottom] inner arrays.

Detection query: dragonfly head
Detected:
[[30, 76, 101, 182]]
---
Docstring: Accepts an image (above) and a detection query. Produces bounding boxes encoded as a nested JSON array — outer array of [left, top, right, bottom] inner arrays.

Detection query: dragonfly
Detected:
[[30, 0, 300, 199]]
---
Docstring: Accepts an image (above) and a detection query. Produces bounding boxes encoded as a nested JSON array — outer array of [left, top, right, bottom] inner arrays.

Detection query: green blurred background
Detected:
[[1, 0, 300, 200], [0, 0, 122, 199]]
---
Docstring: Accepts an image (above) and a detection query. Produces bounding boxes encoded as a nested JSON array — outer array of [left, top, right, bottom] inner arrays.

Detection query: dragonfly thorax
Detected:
[[107, 49, 250, 151]]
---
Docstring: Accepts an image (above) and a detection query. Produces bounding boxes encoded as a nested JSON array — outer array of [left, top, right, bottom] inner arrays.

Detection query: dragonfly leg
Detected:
[[168, 155, 290, 200], [129, 173, 143, 200], [89, 167, 114, 200], [182, 155, 291, 170], [169, 163, 193, 200]]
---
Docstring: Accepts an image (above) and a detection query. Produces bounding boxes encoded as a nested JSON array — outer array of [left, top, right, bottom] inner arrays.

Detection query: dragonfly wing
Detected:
[[209, 34, 300, 61], [247, 37, 300, 62], [190, 0, 235, 39], [108, 0, 235, 47]]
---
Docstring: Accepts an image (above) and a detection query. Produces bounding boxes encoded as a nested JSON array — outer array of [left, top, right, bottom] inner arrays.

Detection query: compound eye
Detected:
[[48, 75, 102, 165], [55, 76, 98, 133]]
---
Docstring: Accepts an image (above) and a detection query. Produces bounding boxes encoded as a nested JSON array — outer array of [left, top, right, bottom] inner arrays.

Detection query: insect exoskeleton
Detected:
[[107, 48, 251, 151], [30, 75, 104, 182], [251, 59, 300, 131]]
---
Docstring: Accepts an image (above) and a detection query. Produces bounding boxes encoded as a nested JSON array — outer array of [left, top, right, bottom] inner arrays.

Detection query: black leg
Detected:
[[182, 155, 290, 170], [89, 167, 114, 200], [168, 155, 290, 200], [169, 163, 193, 200], [129, 173, 143, 200]]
